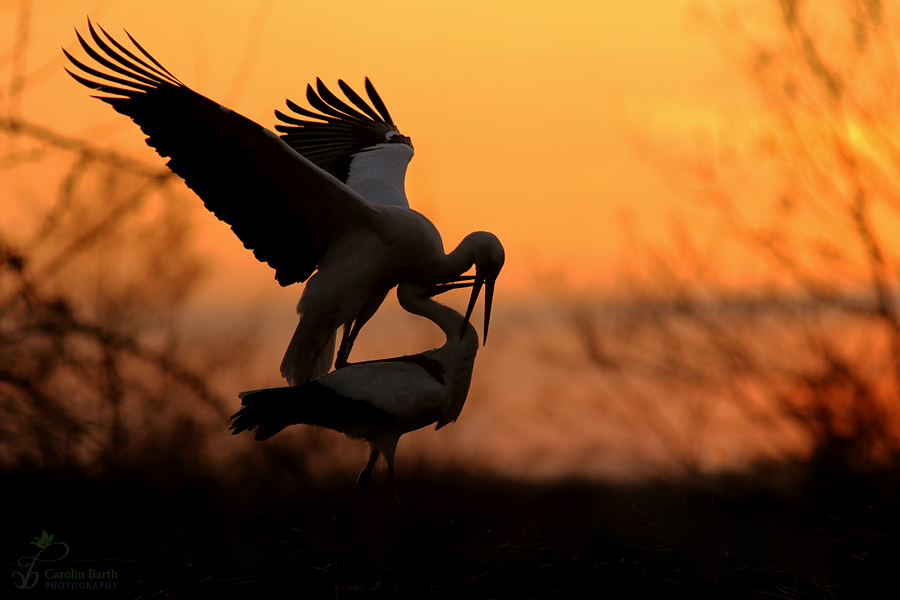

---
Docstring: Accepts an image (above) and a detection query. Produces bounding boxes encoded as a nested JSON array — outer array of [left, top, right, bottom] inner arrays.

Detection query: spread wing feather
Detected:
[[65, 20, 379, 286], [364, 78, 394, 124], [315, 79, 370, 121], [338, 80, 384, 122], [275, 77, 404, 184]]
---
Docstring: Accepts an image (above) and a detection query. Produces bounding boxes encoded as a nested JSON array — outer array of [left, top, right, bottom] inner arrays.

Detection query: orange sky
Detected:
[[2, 0, 739, 303], [8, 1, 899, 479]]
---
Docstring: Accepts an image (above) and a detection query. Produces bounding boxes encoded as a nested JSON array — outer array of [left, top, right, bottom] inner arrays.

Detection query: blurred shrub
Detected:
[[0, 115, 240, 474], [566, 0, 900, 478]]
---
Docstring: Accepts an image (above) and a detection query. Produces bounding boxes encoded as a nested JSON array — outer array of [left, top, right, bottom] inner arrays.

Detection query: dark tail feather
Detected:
[[229, 382, 396, 441], [229, 387, 305, 440]]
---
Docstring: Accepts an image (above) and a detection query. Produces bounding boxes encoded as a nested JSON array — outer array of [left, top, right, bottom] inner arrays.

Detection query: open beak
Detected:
[[430, 275, 495, 345], [483, 278, 494, 344], [427, 280, 474, 296], [461, 276, 484, 340], [461, 276, 495, 344]]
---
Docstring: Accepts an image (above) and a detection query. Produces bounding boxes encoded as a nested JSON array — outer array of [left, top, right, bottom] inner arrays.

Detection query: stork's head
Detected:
[[459, 232, 505, 344]]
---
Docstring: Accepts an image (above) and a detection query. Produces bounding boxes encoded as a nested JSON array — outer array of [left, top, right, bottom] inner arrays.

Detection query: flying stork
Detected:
[[64, 21, 505, 385], [230, 279, 481, 500]]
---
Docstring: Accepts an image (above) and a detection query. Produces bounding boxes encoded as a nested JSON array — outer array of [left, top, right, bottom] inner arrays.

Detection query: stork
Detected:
[[64, 21, 505, 385], [229, 279, 483, 500]]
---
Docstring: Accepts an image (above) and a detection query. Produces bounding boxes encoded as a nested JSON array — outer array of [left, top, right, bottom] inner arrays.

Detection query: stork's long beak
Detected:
[[483, 278, 494, 344], [427, 280, 474, 296], [461, 276, 484, 341], [431, 275, 495, 344]]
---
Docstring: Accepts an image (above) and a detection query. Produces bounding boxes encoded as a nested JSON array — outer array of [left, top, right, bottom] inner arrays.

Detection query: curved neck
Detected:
[[437, 235, 478, 280], [399, 292, 470, 345]]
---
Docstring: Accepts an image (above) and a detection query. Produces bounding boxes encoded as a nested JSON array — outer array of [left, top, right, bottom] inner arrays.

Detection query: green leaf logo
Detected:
[[29, 531, 54, 549]]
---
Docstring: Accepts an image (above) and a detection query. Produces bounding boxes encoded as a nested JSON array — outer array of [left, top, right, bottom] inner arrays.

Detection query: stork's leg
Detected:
[[357, 447, 380, 487], [335, 289, 390, 370], [387, 460, 402, 512], [281, 313, 341, 385], [334, 318, 369, 370], [384, 440, 401, 510], [335, 316, 445, 384], [335, 322, 354, 369]]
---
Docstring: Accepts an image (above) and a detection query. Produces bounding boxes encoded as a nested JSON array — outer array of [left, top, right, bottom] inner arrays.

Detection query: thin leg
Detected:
[[387, 462, 401, 512], [345, 317, 367, 354], [336, 289, 390, 370], [357, 447, 379, 487], [335, 322, 354, 369], [336, 316, 445, 382]]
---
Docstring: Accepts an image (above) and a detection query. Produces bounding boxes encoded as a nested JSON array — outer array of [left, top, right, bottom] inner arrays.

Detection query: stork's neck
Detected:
[[437, 234, 482, 281], [399, 286, 479, 429], [398, 290, 477, 347]]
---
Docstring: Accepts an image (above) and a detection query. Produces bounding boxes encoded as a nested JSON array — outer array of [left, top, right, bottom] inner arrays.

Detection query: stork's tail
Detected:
[[280, 320, 336, 385], [313, 328, 337, 380], [229, 382, 397, 441], [229, 387, 304, 440]]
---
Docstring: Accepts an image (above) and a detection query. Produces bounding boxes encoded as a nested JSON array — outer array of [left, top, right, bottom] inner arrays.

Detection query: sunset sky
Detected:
[[5, 1, 900, 480], [1, 0, 740, 303]]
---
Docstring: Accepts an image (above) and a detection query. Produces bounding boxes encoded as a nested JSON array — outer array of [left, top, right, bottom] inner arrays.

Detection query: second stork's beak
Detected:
[[483, 278, 494, 343], [460, 275, 495, 344]]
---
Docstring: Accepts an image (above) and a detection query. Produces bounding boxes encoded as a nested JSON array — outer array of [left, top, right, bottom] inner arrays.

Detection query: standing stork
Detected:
[[64, 21, 505, 385], [230, 279, 482, 500]]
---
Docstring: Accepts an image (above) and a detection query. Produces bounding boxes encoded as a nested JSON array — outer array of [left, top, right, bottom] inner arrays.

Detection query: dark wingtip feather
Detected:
[[305, 83, 353, 121], [315, 78, 368, 122], [365, 77, 394, 125], [88, 20, 180, 87], [282, 98, 334, 123], [64, 65, 134, 97], [337, 79, 384, 122], [122, 28, 182, 84]]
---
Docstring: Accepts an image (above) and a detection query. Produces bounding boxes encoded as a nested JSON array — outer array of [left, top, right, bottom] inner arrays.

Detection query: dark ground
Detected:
[[3, 460, 899, 599]]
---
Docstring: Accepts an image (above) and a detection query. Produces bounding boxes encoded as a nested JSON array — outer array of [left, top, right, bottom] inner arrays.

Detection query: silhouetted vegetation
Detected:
[[0, 0, 252, 477], [5, 461, 900, 598], [561, 0, 900, 480]]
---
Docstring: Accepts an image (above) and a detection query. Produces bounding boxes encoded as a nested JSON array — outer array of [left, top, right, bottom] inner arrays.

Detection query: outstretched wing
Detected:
[[64, 20, 379, 286], [276, 78, 414, 208]]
